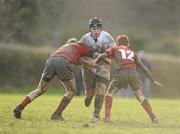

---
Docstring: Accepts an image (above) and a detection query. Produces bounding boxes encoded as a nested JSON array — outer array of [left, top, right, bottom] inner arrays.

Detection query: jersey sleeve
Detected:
[[79, 34, 87, 44], [106, 47, 114, 57], [80, 44, 92, 56], [107, 33, 116, 47]]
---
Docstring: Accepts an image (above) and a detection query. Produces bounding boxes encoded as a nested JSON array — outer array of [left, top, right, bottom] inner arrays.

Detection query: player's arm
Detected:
[[78, 44, 99, 68], [106, 32, 116, 47], [86, 50, 100, 58], [79, 57, 98, 68], [95, 45, 114, 64], [95, 46, 114, 64], [92, 52, 111, 64], [79, 34, 87, 44], [105, 33, 115, 64], [85, 46, 111, 63], [94, 52, 109, 64], [136, 56, 163, 88]]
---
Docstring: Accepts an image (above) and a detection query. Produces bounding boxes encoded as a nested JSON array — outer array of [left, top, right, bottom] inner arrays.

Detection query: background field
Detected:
[[0, 93, 180, 134]]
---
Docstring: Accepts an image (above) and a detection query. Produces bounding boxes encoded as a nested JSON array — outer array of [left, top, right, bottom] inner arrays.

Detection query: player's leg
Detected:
[[51, 79, 76, 120], [130, 69, 158, 123], [92, 75, 109, 120], [104, 77, 120, 122], [48, 57, 76, 120], [74, 65, 84, 96], [13, 57, 55, 119], [83, 68, 95, 107], [104, 83, 116, 121], [134, 89, 158, 123], [13, 78, 51, 119]]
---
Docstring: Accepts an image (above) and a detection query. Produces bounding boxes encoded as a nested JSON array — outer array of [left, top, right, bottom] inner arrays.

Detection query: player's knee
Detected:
[[106, 87, 117, 97], [138, 95, 146, 103], [106, 91, 112, 97], [36, 87, 47, 96], [96, 83, 107, 95], [96, 89, 105, 96], [38, 80, 50, 92], [85, 88, 95, 97], [70, 84, 77, 95], [65, 90, 75, 99], [42, 77, 52, 83], [96, 82, 107, 90], [27, 88, 45, 100]]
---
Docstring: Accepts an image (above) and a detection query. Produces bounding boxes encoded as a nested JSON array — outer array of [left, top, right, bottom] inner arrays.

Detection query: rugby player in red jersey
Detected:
[[13, 38, 98, 120], [95, 35, 162, 123]]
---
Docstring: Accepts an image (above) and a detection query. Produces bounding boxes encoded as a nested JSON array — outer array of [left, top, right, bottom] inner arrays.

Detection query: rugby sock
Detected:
[[141, 99, 156, 120], [105, 95, 113, 118], [53, 96, 71, 115], [19, 96, 31, 109], [93, 95, 104, 118]]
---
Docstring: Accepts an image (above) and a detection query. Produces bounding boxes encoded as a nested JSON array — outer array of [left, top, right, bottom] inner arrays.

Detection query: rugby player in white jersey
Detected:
[[79, 17, 115, 121]]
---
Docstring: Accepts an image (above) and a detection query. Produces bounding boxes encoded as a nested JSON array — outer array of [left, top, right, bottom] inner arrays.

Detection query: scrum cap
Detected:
[[89, 17, 102, 28]]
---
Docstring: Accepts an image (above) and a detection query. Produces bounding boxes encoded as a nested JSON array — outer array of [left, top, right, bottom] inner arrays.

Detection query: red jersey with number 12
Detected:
[[106, 45, 138, 70]]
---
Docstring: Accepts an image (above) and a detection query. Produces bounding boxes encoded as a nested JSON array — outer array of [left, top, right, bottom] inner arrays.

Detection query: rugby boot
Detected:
[[13, 105, 22, 119], [90, 115, 101, 123], [84, 96, 92, 107], [103, 117, 110, 123], [51, 113, 64, 121], [152, 118, 159, 124]]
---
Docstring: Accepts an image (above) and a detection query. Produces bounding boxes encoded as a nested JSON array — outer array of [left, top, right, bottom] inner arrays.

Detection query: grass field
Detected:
[[0, 93, 180, 134]]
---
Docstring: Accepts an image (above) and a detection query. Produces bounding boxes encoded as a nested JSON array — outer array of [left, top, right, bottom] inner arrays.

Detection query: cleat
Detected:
[[103, 117, 110, 123], [90, 116, 101, 123], [152, 118, 159, 124], [84, 97, 92, 107], [51, 114, 64, 120], [13, 105, 22, 119]]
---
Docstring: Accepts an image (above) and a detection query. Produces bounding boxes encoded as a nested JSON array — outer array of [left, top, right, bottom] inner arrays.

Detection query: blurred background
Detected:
[[0, 0, 180, 98]]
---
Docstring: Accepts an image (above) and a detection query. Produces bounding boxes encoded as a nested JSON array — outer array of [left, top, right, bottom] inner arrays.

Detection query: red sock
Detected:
[[105, 95, 113, 118], [141, 99, 156, 120], [20, 96, 31, 109]]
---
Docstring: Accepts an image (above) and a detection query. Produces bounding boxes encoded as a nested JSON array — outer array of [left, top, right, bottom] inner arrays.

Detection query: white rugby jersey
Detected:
[[79, 31, 115, 52], [80, 30, 115, 80]]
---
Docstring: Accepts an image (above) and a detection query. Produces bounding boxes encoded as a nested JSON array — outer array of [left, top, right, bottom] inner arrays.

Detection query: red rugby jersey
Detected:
[[51, 43, 92, 64], [106, 45, 138, 70]]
